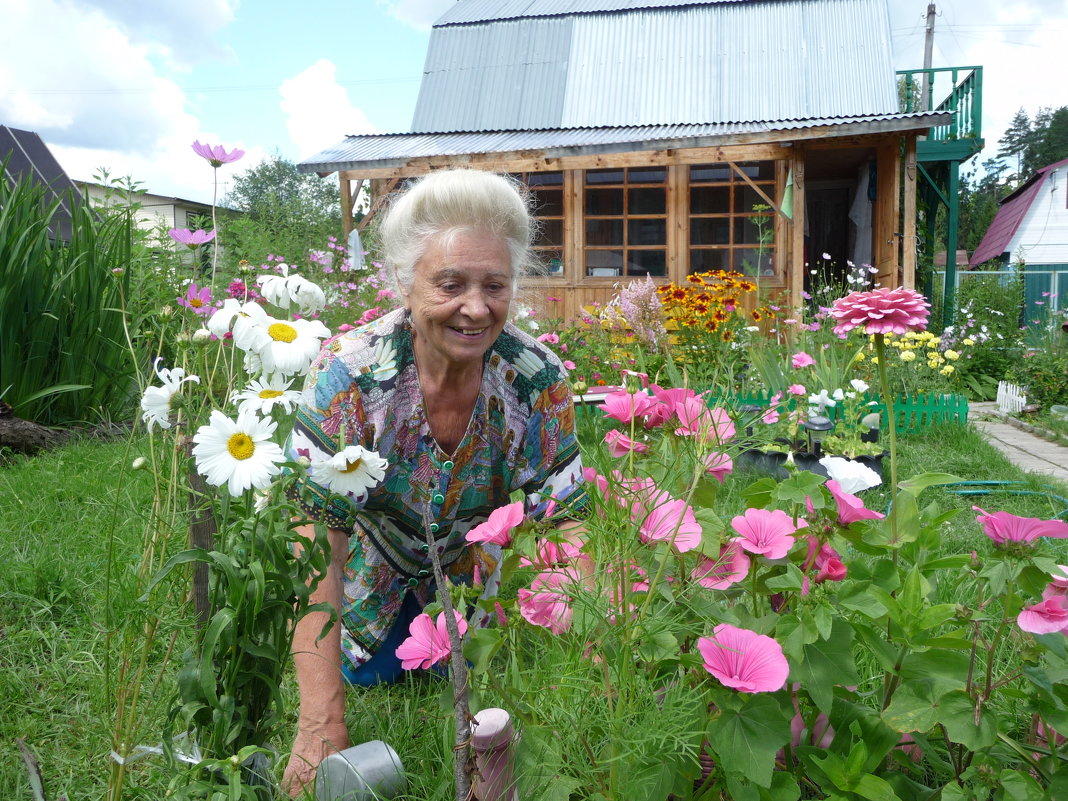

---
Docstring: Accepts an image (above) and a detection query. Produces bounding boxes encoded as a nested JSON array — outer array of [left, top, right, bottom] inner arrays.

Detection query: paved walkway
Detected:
[[969, 402, 1068, 487]]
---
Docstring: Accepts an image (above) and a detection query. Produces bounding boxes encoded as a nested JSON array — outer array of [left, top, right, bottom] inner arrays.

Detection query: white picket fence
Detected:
[[997, 380, 1028, 414]]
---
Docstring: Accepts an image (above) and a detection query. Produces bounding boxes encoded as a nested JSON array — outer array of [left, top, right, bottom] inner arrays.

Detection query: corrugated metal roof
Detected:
[[435, 0, 746, 26], [969, 157, 1068, 266], [413, 0, 898, 133], [299, 112, 950, 174]]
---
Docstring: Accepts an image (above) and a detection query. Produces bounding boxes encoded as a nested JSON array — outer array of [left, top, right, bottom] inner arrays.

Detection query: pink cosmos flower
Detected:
[[697, 623, 790, 693], [691, 542, 750, 589], [604, 429, 649, 458], [635, 496, 703, 552], [826, 480, 885, 525], [563, 360, 576, 370], [192, 140, 245, 167], [517, 567, 583, 634], [168, 228, 216, 248], [1017, 596, 1068, 635], [703, 452, 733, 483], [600, 390, 658, 424], [730, 507, 801, 560], [395, 610, 468, 670], [178, 282, 213, 316], [830, 287, 931, 336], [519, 535, 587, 569], [792, 352, 815, 368], [973, 507, 1068, 544], [465, 501, 525, 546], [787, 384, 807, 396]]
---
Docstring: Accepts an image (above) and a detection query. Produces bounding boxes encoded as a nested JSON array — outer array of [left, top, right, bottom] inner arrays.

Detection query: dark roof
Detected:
[[970, 157, 1068, 266], [1, 124, 82, 241]]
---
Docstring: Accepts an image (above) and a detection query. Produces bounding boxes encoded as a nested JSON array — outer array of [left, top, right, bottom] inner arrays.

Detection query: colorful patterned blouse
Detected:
[[286, 307, 586, 670]]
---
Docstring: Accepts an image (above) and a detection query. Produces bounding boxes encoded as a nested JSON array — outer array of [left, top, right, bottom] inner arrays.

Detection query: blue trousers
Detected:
[[340, 591, 423, 687]]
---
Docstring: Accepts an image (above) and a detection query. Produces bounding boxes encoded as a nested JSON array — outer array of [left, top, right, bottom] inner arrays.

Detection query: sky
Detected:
[[2, 0, 1066, 206]]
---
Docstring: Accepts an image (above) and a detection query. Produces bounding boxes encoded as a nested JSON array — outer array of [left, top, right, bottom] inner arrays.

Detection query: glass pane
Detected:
[[535, 219, 563, 248], [734, 184, 771, 214], [539, 252, 564, 275], [734, 161, 775, 180], [586, 250, 624, 276], [628, 218, 666, 246], [628, 250, 666, 277], [733, 248, 771, 276], [586, 219, 624, 246], [627, 167, 667, 183], [586, 169, 625, 184], [690, 186, 730, 214], [734, 215, 775, 246], [526, 171, 563, 186], [690, 218, 730, 245], [533, 187, 564, 217], [690, 164, 731, 182], [690, 248, 730, 273], [585, 187, 624, 215], [628, 187, 665, 215]]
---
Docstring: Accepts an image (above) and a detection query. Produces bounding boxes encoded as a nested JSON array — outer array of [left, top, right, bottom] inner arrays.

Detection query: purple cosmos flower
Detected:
[[178, 283, 213, 316], [169, 228, 216, 248], [191, 140, 245, 167]]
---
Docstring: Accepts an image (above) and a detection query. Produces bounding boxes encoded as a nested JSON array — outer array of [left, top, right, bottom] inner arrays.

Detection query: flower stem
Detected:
[[873, 333, 898, 540]]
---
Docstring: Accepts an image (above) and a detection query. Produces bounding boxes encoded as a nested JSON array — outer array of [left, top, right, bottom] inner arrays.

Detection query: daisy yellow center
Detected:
[[258, 389, 284, 399], [190, 298, 204, 308], [340, 456, 364, 474], [227, 432, 255, 460], [268, 322, 297, 343]]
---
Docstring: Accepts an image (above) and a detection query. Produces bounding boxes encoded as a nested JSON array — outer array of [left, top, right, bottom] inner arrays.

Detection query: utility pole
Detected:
[[921, 3, 936, 111]]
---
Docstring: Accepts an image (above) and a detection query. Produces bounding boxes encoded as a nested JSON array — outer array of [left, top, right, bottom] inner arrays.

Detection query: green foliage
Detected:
[[0, 165, 140, 424]]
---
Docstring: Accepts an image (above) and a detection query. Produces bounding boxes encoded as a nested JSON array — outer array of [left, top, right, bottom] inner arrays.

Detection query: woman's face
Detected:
[[404, 229, 513, 371]]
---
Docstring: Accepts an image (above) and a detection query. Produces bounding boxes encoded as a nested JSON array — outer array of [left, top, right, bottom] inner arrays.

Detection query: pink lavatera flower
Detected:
[[691, 542, 750, 589], [787, 383, 807, 396], [395, 610, 468, 670], [826, 479, 885, 525], [730, 507, 802, 560], [1017, 596, 1068, 635], [169, 228, 216, 248], [192, 139, 245, 167], [600, 389, 658, 424], [635, 496, 703, 553], [703, 451, 733, 483], [517, 567, 583, 634], [1042, 565, 1068, 601], [973, 507, 1068, 544], [830, 286, 931, 337], [697, 623, 790, 693], [791, 351, 815, 368], [604, 428, 649, 457], [465, 501, 525, 546]]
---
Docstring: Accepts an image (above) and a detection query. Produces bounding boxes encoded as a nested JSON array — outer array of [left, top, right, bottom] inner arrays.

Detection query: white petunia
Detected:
[[254, 316, 332, 377], [140, 358, 200, 430], [231, 374, 302, 416], [850, 378, 870, 393], [191, 409, 285, 495], [819, 456, 882, 494], [312, 445, 389, 498], [808, 389, 838, 413]]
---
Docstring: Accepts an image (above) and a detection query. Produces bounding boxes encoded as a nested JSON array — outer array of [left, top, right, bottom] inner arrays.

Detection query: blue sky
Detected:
[[2, 0, 1066, 205]]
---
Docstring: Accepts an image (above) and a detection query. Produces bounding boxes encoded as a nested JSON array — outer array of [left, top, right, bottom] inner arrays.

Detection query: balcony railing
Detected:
[[897, 66, 983, 144]]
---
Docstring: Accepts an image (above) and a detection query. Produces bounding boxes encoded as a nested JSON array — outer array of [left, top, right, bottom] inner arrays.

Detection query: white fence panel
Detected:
[[997, 380, 1028, 414]]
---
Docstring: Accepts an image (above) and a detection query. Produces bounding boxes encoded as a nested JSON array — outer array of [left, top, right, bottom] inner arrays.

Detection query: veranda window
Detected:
[[689, 162, 776, 277], [583, 167, 667, 278], [516, 171, 565, 274]]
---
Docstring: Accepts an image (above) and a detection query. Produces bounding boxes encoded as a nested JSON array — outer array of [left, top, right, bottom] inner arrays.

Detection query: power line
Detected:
[[0, 75, 423, 96]]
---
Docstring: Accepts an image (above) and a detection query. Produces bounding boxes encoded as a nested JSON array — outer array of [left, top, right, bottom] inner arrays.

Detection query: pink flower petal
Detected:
[[697, 623, 789, 693]]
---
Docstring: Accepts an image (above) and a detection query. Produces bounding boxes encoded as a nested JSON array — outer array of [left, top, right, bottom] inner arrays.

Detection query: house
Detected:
[[969, 157, 1068, 322], [1, 124, 84, 241], [75, 180, 216, 242], [300, 0, 971, 320]]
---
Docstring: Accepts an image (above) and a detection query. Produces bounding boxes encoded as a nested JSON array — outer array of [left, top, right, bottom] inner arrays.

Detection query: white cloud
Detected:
[[77, 0, 237, 65], [279, 60, 381, 159], [376, 0, 456, 30]]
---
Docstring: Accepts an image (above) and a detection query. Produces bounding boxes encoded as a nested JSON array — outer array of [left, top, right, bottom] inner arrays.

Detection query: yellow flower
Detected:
[[899, 351, 916, 362], [941, 365, 955, 375], [944, 349, 960, 361], [963, 338, 976, 346], [927, 361, 939, 370], [855, 352, 866, 362]]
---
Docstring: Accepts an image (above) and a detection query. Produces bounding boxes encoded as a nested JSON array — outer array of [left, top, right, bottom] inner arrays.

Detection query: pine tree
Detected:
[[997, 108, 1031, 182]]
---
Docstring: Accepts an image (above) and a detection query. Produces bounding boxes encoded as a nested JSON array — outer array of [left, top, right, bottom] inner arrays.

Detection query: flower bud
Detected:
[[191, 328, 212, 346], [131, 456, 148, 471], [159, 304, 175, 320], [297, 455, 312, 469], [572, 380, 588, 395]]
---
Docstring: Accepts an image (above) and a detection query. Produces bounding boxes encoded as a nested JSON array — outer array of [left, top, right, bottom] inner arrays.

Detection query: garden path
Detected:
[[969, 402, 1068, 488]]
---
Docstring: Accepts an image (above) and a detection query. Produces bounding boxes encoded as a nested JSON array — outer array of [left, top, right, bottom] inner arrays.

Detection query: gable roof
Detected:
[[412, 0, 898, 133], [1, 124, 82, 241], [969, 157, 1068, 267]]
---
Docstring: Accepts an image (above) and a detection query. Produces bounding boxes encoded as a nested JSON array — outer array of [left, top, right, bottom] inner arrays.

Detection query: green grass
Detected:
[[2, 421, 1067, 800]]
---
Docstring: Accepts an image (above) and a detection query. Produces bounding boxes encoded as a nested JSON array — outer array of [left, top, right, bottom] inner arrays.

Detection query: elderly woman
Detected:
[[281, 169, 586, 794]]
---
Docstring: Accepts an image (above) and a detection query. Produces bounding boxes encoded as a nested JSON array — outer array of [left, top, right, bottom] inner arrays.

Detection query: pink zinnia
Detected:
[[635, 496, 703, 553], [830, 286, 931, 336], [600, 390, 657, 424], [973, 506, 1068, 544], [787, 384, 807, 396], [395, 610, 468, 670], [1017, 596, 1068, 635], [730, 507, 801, 560], [465, 501, 525, 546], [703, 451, 733, 483], [697, 623, 789, 693], [604, 429, 648, 458], [826, 480, 884, 525], [792, 352, 815, 368], [691, 542, 750, 589], [178, 282, 213, 316], [517, 567, 582, 634], [168, 228, 216, 248], [192, 139, 245, 167]]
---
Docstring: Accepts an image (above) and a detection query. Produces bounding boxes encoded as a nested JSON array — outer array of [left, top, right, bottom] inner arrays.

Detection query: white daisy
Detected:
[[191, 409, 285, 496], [254, 316, 332, 377], [208, 299, 270, 351], [231, 374, 302, 416], [257, 263, 294, 308], [289, 276, 327, 314], [140, 358, 200, 430], [312, 445, 389, 498]]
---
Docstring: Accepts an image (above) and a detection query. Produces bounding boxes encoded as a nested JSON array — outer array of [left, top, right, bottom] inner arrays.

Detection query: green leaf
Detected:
[[464, 627, 502, 674], [898, 649, 970, 686], [920, 554, 972, 572], [706, 694, 792, 788], [916, 603, 959, 630], [742, 477, 778, 509], [836, 581, 889, 619], [791, 619, 860, 715], [997, 768, 1046, 801], [775, 471, 826, 506], [898, 472, 963, 496], [939, 690, 998, 750], [882, 678, 961, 734], [765, 563, 805, 591]]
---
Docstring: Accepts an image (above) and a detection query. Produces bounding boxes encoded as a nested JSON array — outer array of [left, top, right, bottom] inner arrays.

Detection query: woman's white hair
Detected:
[[378, 169, 536, 295]]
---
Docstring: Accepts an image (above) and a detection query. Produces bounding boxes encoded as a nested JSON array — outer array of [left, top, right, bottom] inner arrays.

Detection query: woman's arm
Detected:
[[282, 524, 351, 797]]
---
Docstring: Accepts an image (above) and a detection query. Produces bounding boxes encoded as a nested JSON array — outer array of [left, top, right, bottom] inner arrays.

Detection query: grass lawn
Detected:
[[2, 421, 1067, 800]]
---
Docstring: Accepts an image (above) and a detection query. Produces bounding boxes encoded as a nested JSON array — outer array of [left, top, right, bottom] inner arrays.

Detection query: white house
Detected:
[[75, 180, 215, 242]]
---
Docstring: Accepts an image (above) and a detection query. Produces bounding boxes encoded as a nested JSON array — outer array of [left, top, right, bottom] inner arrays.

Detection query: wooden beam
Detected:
[[667, 164, 687, 283], [902, 135, 918, 289], [789, 149, 806, 314], [357, 177, 400, 233], [726, 160, 782, 217], [564, 169, 582, 321], [339, 175, 354, 240]]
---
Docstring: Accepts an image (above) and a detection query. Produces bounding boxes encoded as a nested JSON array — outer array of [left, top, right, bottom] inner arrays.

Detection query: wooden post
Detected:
[[667, 164, 687, 285], [565, 169, 583, 322], [789, 149, 806, 314], [902, 135, 918, 288], [873, 141, 901, 287], [339, 174, 354, 240]]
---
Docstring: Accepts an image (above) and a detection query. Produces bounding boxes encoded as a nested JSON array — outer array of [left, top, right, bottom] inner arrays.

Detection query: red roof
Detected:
[[970, 157, 1068, 266]]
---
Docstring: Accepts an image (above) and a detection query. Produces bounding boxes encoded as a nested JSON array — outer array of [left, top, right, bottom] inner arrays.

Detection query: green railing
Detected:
[[897, 66, 983, 143]]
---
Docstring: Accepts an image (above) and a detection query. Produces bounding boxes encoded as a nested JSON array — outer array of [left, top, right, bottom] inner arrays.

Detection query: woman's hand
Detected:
[[282, 722, 352, 798]]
